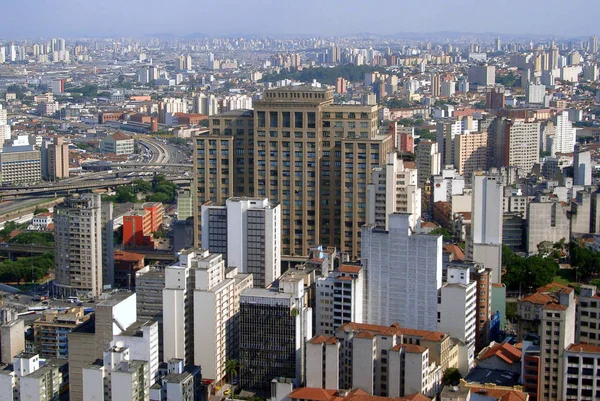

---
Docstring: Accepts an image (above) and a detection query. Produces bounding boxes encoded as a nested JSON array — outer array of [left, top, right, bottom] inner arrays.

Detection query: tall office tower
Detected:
[[201, 197, 280, 287], [552, 110, 576, 156], [255, 86, 392, 259], [538, 289, 575, 401], [162, 251, 195, 365], [176, 55, 185, 71], [46, 137, 70, 180], [82, 344, 150, 401], [573, 145, 592, 186], [503, 119, 540, 175], [177, 189, 193, 221], [9, 43, 16, 62], [327, 45, 341, 64], [415, 140, 441, 188], [101, 202, 114, 289], [468, 65, 495, 87], [192, 249, 252, 385], [468, 174, 503, 283], [239, 277, 312, 390], [431, 73, 441, 97], [194, 109, 255, 243], [53, 194, 103, 298], [495, 37, 501, 52], [361, 213, 442, 330], [437, 264, 477, 374], [314, 264, 364, 336], [453, 132, 488, 180], [526, 83, 546, 104], [582, 62, 599, 81], [366, 152, 421, 231], [137, 66, 150, 84], [436, 119, 462, 166], [589, 35, 599, 54], [57, 38, 65, 52]]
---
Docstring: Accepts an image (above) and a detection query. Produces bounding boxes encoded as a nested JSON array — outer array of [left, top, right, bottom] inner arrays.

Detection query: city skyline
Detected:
[[1, 0, 599, 38]]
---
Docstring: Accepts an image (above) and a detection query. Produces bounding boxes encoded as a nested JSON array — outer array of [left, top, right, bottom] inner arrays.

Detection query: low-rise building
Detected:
[[100, 132, 135, 155]]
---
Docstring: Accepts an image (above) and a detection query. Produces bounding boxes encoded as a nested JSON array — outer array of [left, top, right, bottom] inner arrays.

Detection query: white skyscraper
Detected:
[[468, 174, 503, 283], [367, 152, 421, 231], [0, 104, 9, 149], [552, 110, 576, 156], [437, 264, 477, 375], [361, 213, 442, 331], [573, 145, 592, 186], [201, 197, 281, 288]]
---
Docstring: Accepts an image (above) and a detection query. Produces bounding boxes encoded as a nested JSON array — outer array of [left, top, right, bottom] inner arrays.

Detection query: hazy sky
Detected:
[[1, 0, 598, 38]]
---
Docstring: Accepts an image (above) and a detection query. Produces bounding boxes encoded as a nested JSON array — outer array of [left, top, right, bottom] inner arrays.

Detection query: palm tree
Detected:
[[225, 359, 239, 384]]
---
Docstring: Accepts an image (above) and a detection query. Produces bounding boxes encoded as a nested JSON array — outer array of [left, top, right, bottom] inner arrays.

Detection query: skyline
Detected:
[[1, 0, 599, 39]]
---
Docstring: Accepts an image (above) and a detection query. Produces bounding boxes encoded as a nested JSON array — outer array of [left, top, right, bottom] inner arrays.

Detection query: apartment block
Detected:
[[503, 119, 540, 175], [437, 265, 477, 375], [53, 194, 104, 298], [33, 307, 90, 359], [564, 343, 600, 401], [415, 140, 441, 188], [526, 194, 570, 255], [367, 152, 421, 231], [306, 323, 458, 398], [436, 119, 462, 166], [453, 132, 487, 180], [192, 249, 252, 384], [123, 202, 164, 248], [201, 197, 280, 287], [361, 214, 442, 330], [46, 137, 70, 180], [0, 308, 24, 365], [82, 344, 150, 401], [576, 285, 600, 345], [0, 145, 41, 185], [239, 277, 312, 391], [315, 264, 364, 336]]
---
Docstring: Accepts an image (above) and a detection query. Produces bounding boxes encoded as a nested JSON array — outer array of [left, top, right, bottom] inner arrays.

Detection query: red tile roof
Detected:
[[391, 343, 428, 354], [466, 385, 528, 401], [444, 244, 465, 261], [479, 342, 522, 365], [337, 322, 447, 343], [114, 251, 145, 262], [543, 303, 567, 311], [338, 265, 361, 274], [520, 292, 554, 306], [288, 388, 337, 401], [567, 343, 600, 353], [111, 132, 132, 141]]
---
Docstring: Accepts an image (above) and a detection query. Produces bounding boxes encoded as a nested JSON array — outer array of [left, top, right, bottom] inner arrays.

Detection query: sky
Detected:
[[1, 0, 599, 38]]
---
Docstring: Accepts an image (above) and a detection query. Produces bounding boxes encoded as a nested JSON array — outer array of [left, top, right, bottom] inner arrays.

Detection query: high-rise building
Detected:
[[0, 104, 10, 149], [415, 140, 441, 188], [495, 37, 501, 52], [239, 277, 312, 391], [526, 83, 546, 104], [46, 137, 70, 180], [431, 73, 441, 97], [196, 87, 393, 260], [453, 132, 488, 180], [573, 145, 592, 186], [82, 343, 150, 401], [50, 79, 65, 94], [468, 65, 495, 87], [503, 119, 540, 175], [577, 285, 600, 346], [201, 197, 280, 287], [192, 249, 252, 384], [436, 119, 462, 166], [53, 194, 103, 298], [361, 213, 442, 330], [177, 189, 193, 221], [366, 152, 421, 231], [538, 289, 575, 401], [440, 80, 455, 97], [314, 264, 364, 336], [0, 308, 24, 364], [33, 307, 90, 360], [552, 110, 576, 156], [589, 35, 599, 54], [0, 144, 41, 186], [563, 343, 600, 401], [437, 264, 477, 375], [526, 194, 570, 255]]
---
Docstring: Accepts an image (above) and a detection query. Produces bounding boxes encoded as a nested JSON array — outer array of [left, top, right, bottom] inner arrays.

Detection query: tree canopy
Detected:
[[502, 245, 558, 290]]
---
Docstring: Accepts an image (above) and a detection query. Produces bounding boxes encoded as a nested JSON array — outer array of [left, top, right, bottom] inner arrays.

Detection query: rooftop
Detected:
[[478, 342, 522, 365], [567, 343, 600, 353]]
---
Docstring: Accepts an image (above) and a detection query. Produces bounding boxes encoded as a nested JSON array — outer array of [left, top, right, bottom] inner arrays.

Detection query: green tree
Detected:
[[225, 359, 239, 383], [33, 207, 49, 215], [442, 367, 462, 385], [115, 186, 137, 203], [430, 227, 452, 242]]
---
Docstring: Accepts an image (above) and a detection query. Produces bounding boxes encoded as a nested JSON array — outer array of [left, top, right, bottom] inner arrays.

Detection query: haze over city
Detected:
[[1, 0, 599, 37]]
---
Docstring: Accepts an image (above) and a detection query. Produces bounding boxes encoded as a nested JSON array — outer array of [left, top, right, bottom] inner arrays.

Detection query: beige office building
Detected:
[[454, 132, 488, 181], [194, 87, 392, 259], [47, 137, 70, 180]]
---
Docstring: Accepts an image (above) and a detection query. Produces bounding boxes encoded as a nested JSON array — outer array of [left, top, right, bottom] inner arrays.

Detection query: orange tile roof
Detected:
[[466, 385, 528, 401], [308, 335, 332, 345], [338, 264, 361, 274], [479, 342, 522, 365], [337, 322, 447, 343], [519, 292, 554, 305], [288, 388, 337, 401], [538, 282, 573, 294], [114, 251, 145, 262], [444, 244, 465, 261], [543, 303, 567, 311], [567, 343, 600, 353], [111, 132, 132, 141]]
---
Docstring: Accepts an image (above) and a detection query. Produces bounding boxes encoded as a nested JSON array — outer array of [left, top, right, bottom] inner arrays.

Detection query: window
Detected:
[[257, 111, 266, 127], [295, 112, 303, 128]]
